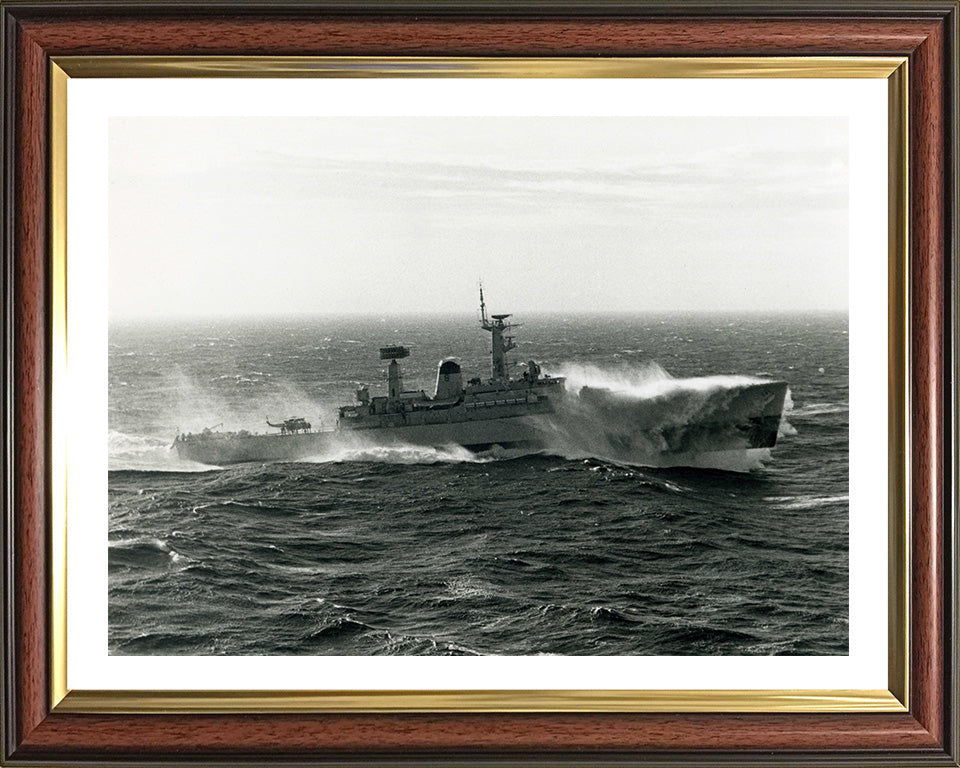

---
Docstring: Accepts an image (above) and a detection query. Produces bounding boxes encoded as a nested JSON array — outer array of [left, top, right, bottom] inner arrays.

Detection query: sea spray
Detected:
[[779, 389, 798, 437], [108, 429, 214, 472], [300, 432, 492, 466], [539, 362, 786, 471], [151, 368, 337, 438], [108, 368, 341, 469], [554, 361, 765, 398]]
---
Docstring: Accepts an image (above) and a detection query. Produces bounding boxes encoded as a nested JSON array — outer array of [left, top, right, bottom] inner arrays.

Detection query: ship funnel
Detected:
[[435, 359, 462, 400]]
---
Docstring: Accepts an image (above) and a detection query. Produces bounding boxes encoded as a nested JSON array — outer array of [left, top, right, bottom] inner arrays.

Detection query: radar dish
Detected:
[[379, 345, 410, 360]]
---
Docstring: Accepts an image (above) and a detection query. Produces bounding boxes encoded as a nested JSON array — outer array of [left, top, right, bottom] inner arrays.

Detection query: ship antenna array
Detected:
[[479, 281, 488, 325]]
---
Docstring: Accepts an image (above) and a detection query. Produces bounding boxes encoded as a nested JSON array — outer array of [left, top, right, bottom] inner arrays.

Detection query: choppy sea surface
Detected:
[[108, 312, 848, 655]]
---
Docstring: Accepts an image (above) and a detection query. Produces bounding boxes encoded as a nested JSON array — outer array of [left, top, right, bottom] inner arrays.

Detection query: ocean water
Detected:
[[108, 312, 848, 655]]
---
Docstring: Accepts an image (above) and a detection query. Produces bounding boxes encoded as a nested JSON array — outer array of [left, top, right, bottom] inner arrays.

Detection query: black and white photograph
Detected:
[[107, 113, 849, 658]]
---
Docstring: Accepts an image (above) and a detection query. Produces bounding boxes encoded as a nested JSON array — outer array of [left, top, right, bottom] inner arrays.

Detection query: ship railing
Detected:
[[465, 396, 534, 409]]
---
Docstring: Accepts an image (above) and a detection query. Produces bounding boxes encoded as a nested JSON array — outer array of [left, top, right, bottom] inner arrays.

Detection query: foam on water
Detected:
[[109, 430, 213, 472], [792, 402, 847, 417], [302, 435, 534, 466], [108, 536, 186, 569], [301, 434, 491, 465]]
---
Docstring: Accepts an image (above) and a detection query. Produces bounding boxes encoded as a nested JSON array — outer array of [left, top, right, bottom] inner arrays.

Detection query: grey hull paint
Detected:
[[175, 414, 546, 465]]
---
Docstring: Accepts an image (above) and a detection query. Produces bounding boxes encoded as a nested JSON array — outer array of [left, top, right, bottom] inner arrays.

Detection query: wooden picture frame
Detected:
[[2, 1, 957, 765]]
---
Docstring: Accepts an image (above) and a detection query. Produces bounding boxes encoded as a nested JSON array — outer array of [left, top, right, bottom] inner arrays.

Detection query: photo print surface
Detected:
[[108, 115, 849, 657]]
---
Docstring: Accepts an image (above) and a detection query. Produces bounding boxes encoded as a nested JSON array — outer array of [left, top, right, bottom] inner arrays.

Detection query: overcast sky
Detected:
[[109, 116, 848, 318]]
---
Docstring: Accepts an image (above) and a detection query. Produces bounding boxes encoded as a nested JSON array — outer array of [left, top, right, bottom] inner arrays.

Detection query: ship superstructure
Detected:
[[335, 287, 563, 450]]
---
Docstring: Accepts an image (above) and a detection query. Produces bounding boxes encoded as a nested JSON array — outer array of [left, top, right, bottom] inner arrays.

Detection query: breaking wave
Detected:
[[791, 401, 847, 418], [302, 439, 492, 466], [538, 362, 788, 472], [556, 361, 762, 396], [108, 536, 186, 569], [109, 430, 213, 472]]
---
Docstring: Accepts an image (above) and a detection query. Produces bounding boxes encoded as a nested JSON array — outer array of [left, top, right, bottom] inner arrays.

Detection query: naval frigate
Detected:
[[173, 289, 789, 467]]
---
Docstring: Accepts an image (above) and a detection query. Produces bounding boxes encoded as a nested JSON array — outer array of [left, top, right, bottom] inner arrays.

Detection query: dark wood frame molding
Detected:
[[1, 2, 957, 765]]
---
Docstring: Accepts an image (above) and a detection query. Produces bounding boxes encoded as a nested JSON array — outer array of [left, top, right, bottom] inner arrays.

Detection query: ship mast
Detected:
[[479, 284, 517, 381]]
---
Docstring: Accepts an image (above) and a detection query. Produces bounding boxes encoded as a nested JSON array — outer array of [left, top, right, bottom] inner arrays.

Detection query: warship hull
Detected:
[[175, 291, 789, 469], [174, 414, 546, 465], [174, 380, 788, 467], [175, 430, 338, 465]]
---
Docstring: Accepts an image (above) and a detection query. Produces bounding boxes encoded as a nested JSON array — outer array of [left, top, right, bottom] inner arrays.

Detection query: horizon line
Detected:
[[109, 307, 849, 323]]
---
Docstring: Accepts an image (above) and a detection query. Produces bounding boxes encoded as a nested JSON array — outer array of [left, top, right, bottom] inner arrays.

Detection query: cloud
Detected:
[[112, 142, 847, 217], [109, 116, 850, 316]]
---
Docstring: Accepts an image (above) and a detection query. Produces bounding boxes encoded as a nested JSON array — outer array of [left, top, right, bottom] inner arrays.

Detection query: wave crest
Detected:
[[303, 439, 491, 465], [109, 429, 213, 472], [540, 363, 785, 472]]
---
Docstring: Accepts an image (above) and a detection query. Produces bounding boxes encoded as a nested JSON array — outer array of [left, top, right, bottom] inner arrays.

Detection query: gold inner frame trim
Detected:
[[56, 688, 903, 714], [54, 55, 905, 79], [50, 61, 69, 710], [48, 55, 909, 715]]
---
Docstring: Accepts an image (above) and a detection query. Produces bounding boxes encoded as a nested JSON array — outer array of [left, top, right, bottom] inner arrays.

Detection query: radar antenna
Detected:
[[478, 286, 518, 381]]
